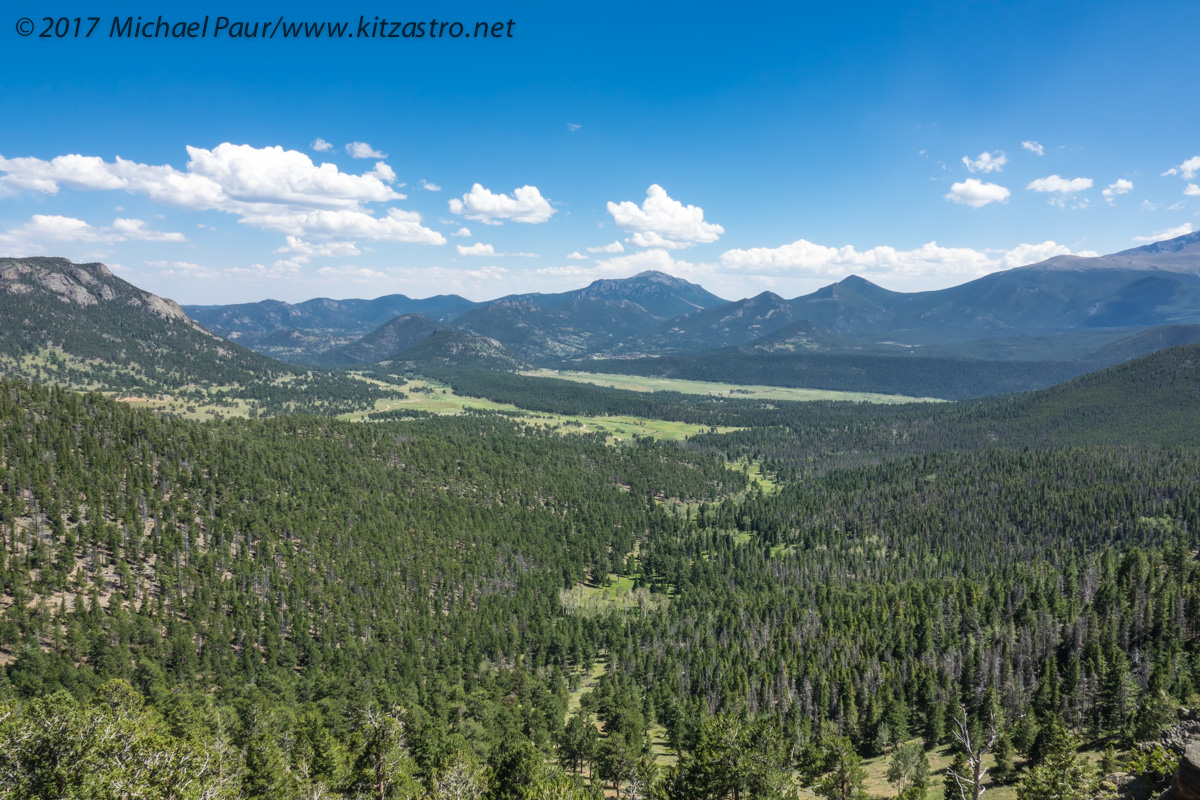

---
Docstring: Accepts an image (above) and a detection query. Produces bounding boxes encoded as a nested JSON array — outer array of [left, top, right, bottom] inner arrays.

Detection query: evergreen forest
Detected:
[[2, 343, 1200, 799]]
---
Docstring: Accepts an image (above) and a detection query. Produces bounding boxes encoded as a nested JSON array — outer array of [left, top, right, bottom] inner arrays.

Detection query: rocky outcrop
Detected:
[[1160, 711, 1200, 757], [1096, 773, 1152, 800], [1161, 742, 1200, 800]]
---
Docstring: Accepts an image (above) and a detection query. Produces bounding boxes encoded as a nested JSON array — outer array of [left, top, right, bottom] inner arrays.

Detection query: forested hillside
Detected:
[[1, 341, 1199, 798], [0, 257, 406, 416]]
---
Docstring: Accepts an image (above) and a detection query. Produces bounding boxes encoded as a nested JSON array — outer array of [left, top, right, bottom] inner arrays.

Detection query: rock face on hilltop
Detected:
[[0, 257, 285, 389], [1, 257, 191, 322]]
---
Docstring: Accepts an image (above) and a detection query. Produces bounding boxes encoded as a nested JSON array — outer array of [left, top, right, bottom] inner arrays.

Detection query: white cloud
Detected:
[[1163, 156, 1200, 180], [607, 185, 724, 249], [945, 179, 1010, 207], [0, 215, 187, 252], [311, 138, 334, 152], [0, 144, 449, 246], [345, 141, 387, 159], [1026, 175, 1094, 194], [587, 241, 624, 254], [566, 252, 587, 260], [0, 145, 403, 210], [1184, 184, 1200, 197], [1132, 223, 1193, 243], [1102, 179, 1134, 204], [448, 183, 555, 225], [369, 162, 396, 183], [456, 242, 495, 256], [419, 179, 441, 191], [274, 236, 361, 257], [538, 248, 699, 281], [962, 151, 1008, 173], [719, 238, 1076, 280], [108, 218, 189, 241], [241, 208, 447, 244], [1021, 140, 1045, 156], [567, 123, 582, 131], [451, 227, 472, 237], [316, 265, 390, 281], [184, 144, 403, 207], [998, 241, 1072, 268]]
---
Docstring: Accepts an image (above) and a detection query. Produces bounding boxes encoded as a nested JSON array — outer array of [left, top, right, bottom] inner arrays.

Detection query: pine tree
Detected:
[[1016, 728, 1093, 800], [886, 740, 930, 800], [816, 737, 868, 800], [991, 734, 1016, 785]]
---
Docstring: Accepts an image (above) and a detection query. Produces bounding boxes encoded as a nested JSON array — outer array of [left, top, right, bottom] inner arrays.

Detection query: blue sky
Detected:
[[1, 0, 1198, 303]]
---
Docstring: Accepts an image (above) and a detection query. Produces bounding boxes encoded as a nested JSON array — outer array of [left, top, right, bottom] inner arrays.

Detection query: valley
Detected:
[[0, 253, 1198, 800]]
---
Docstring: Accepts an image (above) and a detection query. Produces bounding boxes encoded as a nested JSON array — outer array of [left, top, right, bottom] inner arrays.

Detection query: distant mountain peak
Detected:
[[1115, 230, 1200, 257], [627, 269, 686, 284]]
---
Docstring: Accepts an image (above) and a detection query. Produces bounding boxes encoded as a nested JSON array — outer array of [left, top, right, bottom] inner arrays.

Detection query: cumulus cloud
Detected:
[[316, 265, 390, 281], [1133, 223, 1193, 243], [0, 144, 447, 246], [607, 185, 724, 249], [311, 138, 334, 152], [538, 248, 698, 281], [345, 141, 387, 159], [448, 183, 555, 225], [962, 151, 1008, 173], [456, 242, 495, 256], [0, 215, 187, 252], [241, 208, 446, 244], [0, 145, 402, 210], [1027, 175, 1094, 194], [945, 179, 1011, 207], [998, 241, 1073, 268], [451, 227, 472, 237], [1185, 184, 1200, 197], [419, 179, 441, 191], [566, 252, 587, 260], [1102, 179, 1134, 204], [1162, 156, 1200, 180], [587, 241, 624, 254], [274, 236, 361, 257], [184, 144, 403, 206], [719, 238, 1075, 280], [1021, 141, 1045, 156]]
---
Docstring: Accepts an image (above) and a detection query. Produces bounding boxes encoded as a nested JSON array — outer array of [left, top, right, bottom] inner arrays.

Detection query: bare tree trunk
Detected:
[[948, 705, 998, 800]]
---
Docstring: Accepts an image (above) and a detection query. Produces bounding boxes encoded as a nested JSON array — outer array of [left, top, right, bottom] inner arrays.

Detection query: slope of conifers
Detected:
[[424, 344, 1200, 467], [0, 257, 284, 388], [0, 257, 401, 415], [311, 314, 449, 366], [2, 351, 1200, 797], [674, 342, 1200, 472]]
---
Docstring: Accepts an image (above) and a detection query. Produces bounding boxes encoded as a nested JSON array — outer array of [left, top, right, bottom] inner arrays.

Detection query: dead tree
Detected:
[[947, 705, 999, 800]]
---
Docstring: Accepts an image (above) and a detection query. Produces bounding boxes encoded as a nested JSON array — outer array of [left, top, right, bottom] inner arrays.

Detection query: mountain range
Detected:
[[5, 231, 1200, 402], [176, 231, 1200, 386]]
